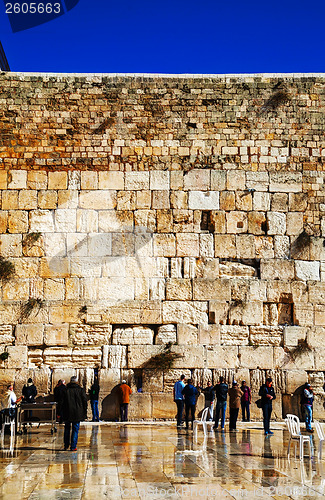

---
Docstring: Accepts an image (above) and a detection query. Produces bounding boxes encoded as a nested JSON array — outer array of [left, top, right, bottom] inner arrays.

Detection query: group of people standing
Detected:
[[174, 375, 279, 435]]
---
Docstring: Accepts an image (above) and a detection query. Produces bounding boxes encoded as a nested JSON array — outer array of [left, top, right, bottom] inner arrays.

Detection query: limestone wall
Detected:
[[0, 73, 325, 419]]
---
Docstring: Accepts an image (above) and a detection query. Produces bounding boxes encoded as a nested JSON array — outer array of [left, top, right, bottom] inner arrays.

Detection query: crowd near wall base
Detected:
[[0, 73, 324, 419]]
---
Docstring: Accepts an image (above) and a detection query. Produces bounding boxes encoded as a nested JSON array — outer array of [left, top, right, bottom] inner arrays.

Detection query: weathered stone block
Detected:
[[249, 326, 283, 346], [260, 259, 294, 280], [226, 212, 247, 234], [267, 212, 286, 235], [214, 234, 236, 258], [163, 301, 208, 324], [193, 279, 230, 301], [269, 172, 302, 193], [98, 171, 124, 190], [236, 235, 255, 259], [274, 347, 314, 370], [0, 325, 14, 345], [219, 191, 235, 211], [307, 327, 325, 348], [208, 301, 228, 325], [248, 212, 267, 235], [177, 324, 198, 345], [16, 324, 43, 346], [166, 278, 192, 300], [271, 192, 288, 212], [255, 236, 274, 258], [286, 212, 303, 236], [283, 326, 307, 347], [295, 261, 320, 281], [79, 190, 116, 209], [246, 171, 269, 191], [294, 303, 314, 326], [142, 370, 164, 393], [220, 325, 249, 345], [0, 234, 22, 257], [206, 346, 239, 369], [184, 170, 210, 191], [163, 369, 191, 392], [72, 347, 102, 367], [176, 233, 199, 257], [112, 326, 154, 345], [127, 345, 163, 369], [70, 324, 111, 346], [102, 345, 127, 369], [286, 370, 308, 394], [6, 346, 28, 369], [239, 346, 274, 369], [156, 324, 177, 345], [198, 325, 220, 345], [188, 191, 219, 210], [43, 347, 73, 367], [43, 324, 69, 346], [125, 172, 149, 190], [129, 393, 152, 419]]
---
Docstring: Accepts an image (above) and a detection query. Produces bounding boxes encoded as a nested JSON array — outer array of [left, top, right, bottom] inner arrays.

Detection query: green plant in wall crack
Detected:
[[23, 232, 42, 248], [0, 256, 15, 283], [284, 339, 312, 362], [20, 298, 45, 322], [0, 351, 9, 361], [142, 342, 184, 372]]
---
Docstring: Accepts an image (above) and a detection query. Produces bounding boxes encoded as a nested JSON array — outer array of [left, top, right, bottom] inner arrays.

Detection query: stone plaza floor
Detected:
[[0, 421, 324, 499]]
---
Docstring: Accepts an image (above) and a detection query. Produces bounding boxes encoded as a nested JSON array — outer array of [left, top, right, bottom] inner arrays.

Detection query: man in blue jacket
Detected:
[[173, 374, 185, 428], [181, 379, 199, 430], [213, 376, 228, 430]]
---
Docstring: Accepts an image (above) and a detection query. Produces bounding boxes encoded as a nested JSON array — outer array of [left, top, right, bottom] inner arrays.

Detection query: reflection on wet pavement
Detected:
[[0, 422, 324, 498]]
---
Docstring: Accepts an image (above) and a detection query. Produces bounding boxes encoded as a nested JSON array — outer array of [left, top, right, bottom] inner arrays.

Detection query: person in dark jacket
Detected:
[[22, 378, 37, 427], [301, 382, 314, 433], [89, 375, 100, 422], [22, 378, 37, 403], [54, 379, 66, 423], [259, 377, 276, 435], [181, 379, 199, 430], [62, 376, 87, 451], [200, 380, 215, 421], [213, 376, 228, 430]]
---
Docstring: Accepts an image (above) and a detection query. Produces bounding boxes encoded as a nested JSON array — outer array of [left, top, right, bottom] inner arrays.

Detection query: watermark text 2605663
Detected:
[[5, 2, 61, 14]]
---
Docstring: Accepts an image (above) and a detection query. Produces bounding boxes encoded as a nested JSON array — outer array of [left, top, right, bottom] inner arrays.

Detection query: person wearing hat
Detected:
[[301, 382, 314, 433], [240, 380, 252, 422], [22, 378, 37, 428], [228, 381, 243, 431], [62, 376, 87, 451], [118, 380, 132, 422]]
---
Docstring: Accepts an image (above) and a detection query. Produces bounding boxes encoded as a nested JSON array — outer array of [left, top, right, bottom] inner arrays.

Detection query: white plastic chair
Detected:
[[0, 408, 15, 452], [314, 421, 324, 460], [193, 407, 214, 438], [285, 414, 312, 460]]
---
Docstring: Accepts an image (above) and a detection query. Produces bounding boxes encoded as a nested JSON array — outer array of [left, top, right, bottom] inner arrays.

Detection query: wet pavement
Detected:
[[0, 421, 324, 499]]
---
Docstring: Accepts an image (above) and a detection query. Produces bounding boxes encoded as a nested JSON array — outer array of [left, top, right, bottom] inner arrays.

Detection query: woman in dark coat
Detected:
[[62, 376, 87, 451]]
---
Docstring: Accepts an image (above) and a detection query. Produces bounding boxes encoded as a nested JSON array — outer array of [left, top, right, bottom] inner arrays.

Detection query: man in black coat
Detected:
[[259, 377, 276, 435], [62, 376, 87, 451]]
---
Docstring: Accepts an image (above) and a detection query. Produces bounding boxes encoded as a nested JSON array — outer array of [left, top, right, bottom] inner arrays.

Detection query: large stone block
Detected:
[[295, 261, 320, 281], [260, 259, 295, 280], [142, 370, 164, 393], [269, 172, 302, 193], [70, 324, 111, 346], [102, 345, 127, 369], [162, 301, 208, 324], [155, 324, 177, 345], [44, 324, 69, 346], [177, 324, 198, 345], [112, 326, 154, 345], [0, 325, 14, 345], [166, 278, 192, 300], [79, 190, 116, 209], [274, 347, 314, 370], [127, 345, 162, 369], [249, 326, 283, 346], [206, 346, 239, 369], [220, 325, 249, 346], [267, 212, 286, 235], [6, 346, 28, 369], [43, 347, 73, 367], [284, 326, 307, 347], [228, 301, 263, 326], [193, 279, 231, 301], [198, 325, 220, 345], [214, 234, 236, 258], [294, 303, 314, 326], [128, 393, 152, 420], [286, 370, 308, 394], [72, 347, 102, 367], [188, 191, 219, 210], [307, 327, 325, 348], [239, 346, 274, 369], [16, 324, 43, 346]]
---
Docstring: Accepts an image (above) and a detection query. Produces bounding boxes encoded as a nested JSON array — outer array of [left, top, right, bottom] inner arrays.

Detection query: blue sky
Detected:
[[0, 0, 324, 74]]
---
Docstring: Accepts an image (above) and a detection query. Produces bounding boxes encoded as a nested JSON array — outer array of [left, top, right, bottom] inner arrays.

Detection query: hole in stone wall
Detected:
[[133, 369, 143, 392], [278, 303, 293, 325], [237, 221, 244, 229], [200, 211, 214, 233]]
